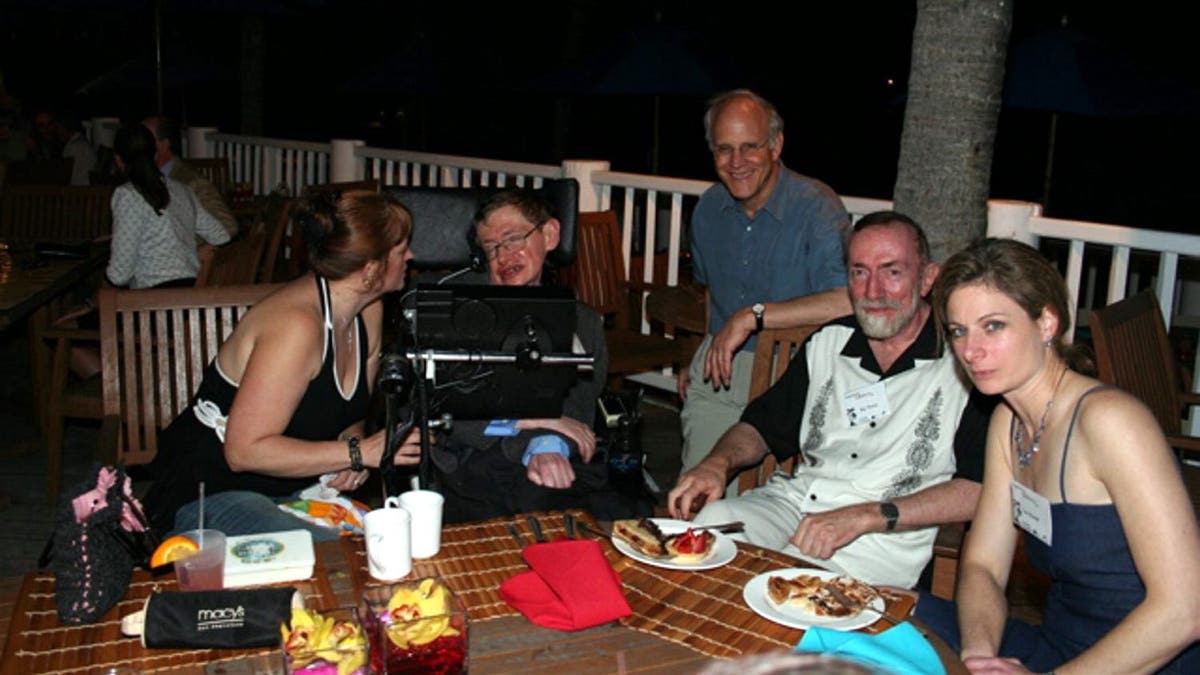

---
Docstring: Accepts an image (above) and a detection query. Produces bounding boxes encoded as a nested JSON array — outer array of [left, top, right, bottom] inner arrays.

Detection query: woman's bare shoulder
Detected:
[[1073, 383, 1173, 468], [219, 281, 324, 378]]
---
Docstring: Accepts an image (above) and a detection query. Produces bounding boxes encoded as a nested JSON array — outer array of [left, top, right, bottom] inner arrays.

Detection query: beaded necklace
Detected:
[[1014, 365, 1068, 468]]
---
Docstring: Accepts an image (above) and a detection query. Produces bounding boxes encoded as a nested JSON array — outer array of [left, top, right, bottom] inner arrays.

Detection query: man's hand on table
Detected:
[[704, 309, 755, 389], [667, 459, 727, 519], [790, 502, 882, 560], [526, 452, 576, 489]]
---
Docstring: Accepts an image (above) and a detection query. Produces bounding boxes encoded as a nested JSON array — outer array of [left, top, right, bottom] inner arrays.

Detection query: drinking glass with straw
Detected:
[[177, 481, 225, 591]]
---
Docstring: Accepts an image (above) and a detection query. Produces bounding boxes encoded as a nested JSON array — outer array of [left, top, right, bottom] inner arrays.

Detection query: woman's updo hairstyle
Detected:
[[113, 123, 169, 215], [932, 237, 1094, 374], [293, 190, 412, 280]]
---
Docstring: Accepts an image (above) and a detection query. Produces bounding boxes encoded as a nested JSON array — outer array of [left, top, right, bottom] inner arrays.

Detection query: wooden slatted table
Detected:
[[0, 510, 965, 673]]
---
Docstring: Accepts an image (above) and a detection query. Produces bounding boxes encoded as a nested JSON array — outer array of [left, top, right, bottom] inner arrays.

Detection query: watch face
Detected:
[[881, 502, 899, 529]]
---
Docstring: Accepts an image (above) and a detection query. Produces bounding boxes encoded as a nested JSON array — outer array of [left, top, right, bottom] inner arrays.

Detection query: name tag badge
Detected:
[[843, 382, 890, 427], [1010, 481, 1053, 546]]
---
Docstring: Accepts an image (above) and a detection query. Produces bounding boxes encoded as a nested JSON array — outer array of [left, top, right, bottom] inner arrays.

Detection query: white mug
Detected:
[[396, 490, 444, 559], [364, 501, 412, 581]]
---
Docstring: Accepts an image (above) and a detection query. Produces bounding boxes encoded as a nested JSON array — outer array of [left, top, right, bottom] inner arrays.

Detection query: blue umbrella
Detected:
[[1001, 25, 1200, 206], [1003, 26, 1200, 118]]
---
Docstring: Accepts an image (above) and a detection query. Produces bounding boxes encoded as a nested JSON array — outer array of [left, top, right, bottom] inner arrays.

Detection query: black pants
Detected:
[[436, 443, 652, 524]]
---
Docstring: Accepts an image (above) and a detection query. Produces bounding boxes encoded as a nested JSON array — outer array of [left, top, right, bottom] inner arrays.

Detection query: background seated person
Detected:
[[919, 238, 1200, 674], [54, 123, 231, 380], [668, 212, 993, 589], [106, 123, 230, 290], [143, 191, 421, 539], [432, 190, 644, 522], [144, 115, 238, 238]]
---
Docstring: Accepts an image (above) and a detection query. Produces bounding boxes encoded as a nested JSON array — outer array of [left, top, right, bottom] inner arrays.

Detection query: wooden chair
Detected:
[[1091, 289, 1200, 463], [195, 229, 268, 287], [735, 326, 818, 495], [5, 158, 74, 186], [186, 157, 232, 197], [564, 211, 699, 385], [0, 184, 114, 241], [40, 322, 104, 502], [302, 179, 380, 198], [97, 284, 281, 468], [257, 193, 295, 283]]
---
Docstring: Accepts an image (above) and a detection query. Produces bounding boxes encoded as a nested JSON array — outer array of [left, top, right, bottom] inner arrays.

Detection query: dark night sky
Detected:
[[3, 1, 1198, 230]]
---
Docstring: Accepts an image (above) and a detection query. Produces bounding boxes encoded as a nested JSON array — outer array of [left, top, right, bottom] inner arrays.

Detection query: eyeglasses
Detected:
[[480, 224, 543, 260], [712, 139, 772, 160]]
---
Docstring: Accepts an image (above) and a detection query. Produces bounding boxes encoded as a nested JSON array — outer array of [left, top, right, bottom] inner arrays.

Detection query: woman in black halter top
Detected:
[[144, 190, 422, 538], [919, 238, 1200, 674]]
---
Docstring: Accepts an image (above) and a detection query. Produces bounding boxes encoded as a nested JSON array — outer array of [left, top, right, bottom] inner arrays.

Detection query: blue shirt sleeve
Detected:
[[521, 435, 571, 466]]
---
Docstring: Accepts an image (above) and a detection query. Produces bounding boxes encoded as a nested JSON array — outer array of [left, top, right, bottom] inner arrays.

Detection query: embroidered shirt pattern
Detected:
[[801, 378, 835, 467], [884, 387, 944, 500]]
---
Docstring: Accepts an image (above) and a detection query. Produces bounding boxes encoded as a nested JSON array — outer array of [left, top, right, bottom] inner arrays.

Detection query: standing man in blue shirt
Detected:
[[680, 90, 852, 473]]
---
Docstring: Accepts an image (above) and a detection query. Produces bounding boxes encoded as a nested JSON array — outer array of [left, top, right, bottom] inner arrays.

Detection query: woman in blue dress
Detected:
[[921, 238, 1199, 674]]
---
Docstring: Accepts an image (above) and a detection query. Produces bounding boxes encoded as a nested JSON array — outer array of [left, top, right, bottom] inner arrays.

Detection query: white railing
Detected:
[[989, 200, 1200, 433], [204, 132, 331, 197], [988, 201, 1200, 333], [186, 127, 1200, 399], [357, 146, 562, 189]]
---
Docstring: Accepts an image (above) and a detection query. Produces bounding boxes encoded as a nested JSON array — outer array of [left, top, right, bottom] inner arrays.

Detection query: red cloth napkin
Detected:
[[499, 539, 632, 631]]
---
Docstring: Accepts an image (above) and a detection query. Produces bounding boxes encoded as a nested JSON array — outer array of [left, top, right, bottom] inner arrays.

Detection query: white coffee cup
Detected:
[[396, 490, 444, 559], [364, 501, 412, 581]]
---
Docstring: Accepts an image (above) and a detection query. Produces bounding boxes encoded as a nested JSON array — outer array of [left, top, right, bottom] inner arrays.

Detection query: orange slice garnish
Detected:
[[150, 534, 199, 568]]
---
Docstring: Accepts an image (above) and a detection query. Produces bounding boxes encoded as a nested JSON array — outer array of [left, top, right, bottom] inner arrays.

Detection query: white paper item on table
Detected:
[[364, 502, 412, 581], [395, 490, 444, 559]]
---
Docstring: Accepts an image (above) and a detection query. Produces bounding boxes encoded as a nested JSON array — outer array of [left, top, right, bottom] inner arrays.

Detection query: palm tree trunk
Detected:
[[894, 0, 1013, 261]]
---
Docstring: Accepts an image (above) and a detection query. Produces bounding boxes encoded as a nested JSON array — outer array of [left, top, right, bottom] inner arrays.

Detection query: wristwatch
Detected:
[[751, 302, 766, 333], [880, 502, 899, 531]]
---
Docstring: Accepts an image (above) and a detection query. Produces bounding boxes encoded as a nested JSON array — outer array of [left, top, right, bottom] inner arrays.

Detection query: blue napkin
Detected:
[[796, 622, 945, 675]]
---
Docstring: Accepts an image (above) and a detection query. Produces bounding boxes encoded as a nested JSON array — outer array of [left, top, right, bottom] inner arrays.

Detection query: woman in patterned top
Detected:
[[105, 123, 229, 289]]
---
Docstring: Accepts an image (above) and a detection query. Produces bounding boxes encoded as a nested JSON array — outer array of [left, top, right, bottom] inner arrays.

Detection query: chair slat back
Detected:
[[258, 195, 294, 283], [186, 157, 232, 196], [1091, 289, 1184, 435], [196, 229, 268, 287], [5, 158, 74, 186], [737, 325, 818, 494], [302, 179, 380, 198], [99, 283, 281, 466], [567, 211, 629, 324], [0, 185, 114, 240]]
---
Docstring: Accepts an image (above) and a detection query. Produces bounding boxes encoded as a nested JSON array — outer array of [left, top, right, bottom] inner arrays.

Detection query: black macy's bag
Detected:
[[121, 587, 299, 649]]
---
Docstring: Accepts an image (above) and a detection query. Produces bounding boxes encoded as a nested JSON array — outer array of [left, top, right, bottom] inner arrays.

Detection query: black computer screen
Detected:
[[411, 284, 582, 419]]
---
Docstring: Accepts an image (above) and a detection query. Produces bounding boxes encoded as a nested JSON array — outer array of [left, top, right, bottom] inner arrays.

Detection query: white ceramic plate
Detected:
[[743, 568, 886, 631], [610, 518, 737, 570]]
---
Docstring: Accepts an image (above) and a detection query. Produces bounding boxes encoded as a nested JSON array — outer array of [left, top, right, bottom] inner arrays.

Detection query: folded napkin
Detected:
[[796, 621, 945, 675], [499, 539, 632, 631]]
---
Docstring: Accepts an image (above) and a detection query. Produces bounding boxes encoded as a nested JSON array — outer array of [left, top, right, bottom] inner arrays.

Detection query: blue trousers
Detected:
[[915, 591, 1198, 674], [171, 490, 342, 542]]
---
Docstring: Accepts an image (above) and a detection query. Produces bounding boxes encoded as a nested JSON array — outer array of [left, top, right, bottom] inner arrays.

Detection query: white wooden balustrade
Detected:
[[181, 127, 1200, 411]]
